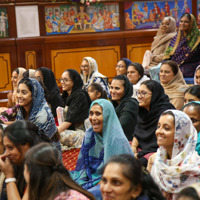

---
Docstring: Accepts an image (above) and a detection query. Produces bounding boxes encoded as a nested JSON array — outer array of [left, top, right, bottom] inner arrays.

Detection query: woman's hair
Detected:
[[4, 120, 50, 197], [128, 62, 144, 80], [88, 83, 107, 99], [184, 85, 200, 99], [141, 80, 156, 93], [18, 77, 33, 93], [13, 68, 19, 75], [161, 60, 179, 76], [25, 142, 95, 200], [4, 120, 49, 152], [177, 187, 200, 200], [183, 102, 200, 113], [180, 13, 192, 21], [112, 75, 126, 87], [161, 110, 175, 125], [103, 154, 164, 200]]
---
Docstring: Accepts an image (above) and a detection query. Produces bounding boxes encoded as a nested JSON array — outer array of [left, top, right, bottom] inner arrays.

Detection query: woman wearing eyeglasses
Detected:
[[115, 58, 132, 76], [183, 101, 200, 156], [131, 80, 174, 167], [58, 69, 91, 151], [80, 57, 110, 99]]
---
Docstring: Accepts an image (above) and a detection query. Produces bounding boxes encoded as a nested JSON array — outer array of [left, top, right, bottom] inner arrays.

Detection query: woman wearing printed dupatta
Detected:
[[149, 110, 200, 200], [71, 99, 134, 198], [16, 77, 61, 150], [80, 57, 110, 98], [164, 13, 200, 77]]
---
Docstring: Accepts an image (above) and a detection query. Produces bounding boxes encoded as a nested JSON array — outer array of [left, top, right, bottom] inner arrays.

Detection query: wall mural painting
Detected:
[[45, 3, 120, 35], [125, 0, 192, 30], [0, 7, 8, 38]]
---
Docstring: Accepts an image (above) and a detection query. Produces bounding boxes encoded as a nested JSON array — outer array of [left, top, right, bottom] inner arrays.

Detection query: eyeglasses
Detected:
[[59, 78, 72, 83], [115, 65, 126, 69], [136, 91, 152, 97], [80, 65, 89, 69]]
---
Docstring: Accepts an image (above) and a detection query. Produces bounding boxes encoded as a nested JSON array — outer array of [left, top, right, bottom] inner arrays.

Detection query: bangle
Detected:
[[5, 178, 16, 184]]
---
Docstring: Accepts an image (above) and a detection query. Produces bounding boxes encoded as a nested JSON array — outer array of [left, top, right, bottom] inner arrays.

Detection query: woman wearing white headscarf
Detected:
[[149, 110, 200, 200], [80, 57, 110, 98]]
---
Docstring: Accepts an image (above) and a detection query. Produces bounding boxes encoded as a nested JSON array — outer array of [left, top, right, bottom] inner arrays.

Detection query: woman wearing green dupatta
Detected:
[[164, 13, 200, 77]]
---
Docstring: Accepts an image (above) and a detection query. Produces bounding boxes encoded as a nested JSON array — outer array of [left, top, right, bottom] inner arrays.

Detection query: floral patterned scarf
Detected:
[[151, 110, 200, 200]]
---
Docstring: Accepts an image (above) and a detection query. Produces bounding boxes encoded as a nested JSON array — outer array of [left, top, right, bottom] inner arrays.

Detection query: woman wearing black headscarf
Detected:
[[57, 69, 91, 151], [34, 67, 63, 117], [110, 75, 139, 141], [131, 80, 175, 167]]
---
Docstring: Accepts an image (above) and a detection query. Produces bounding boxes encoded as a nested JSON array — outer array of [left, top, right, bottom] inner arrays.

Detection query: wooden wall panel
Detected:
[[51, 45, 120, 83], [127, 43, 151, 64], [25, 50, 37, 69], [0, 53, 12, 92]]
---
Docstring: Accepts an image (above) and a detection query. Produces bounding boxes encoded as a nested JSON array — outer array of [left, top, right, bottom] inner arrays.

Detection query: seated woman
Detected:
[[115, 58, 132, 76], [183, 101, 200, 155], [24, 142, 95, 200], [177, 187, 200, 200], [0, 120, 49, 200], [58, 69, 91, 151], [0, 67, 26, 114], [194, 65, 200, 85], [127, 62, 150, 99], [110, 75, 138, 141], [142, 16, 176, 69], [164, 13, 200, 78], [71, 99, 134, 194], [80, 57, 110, 98], [101, 154, 164, 200], [34, 67, 63, 118], [16, 77, 60, 150], [132, 80, 174, 167], [159, 60, 188, 110], [184, 85, 200, 105], [87, 83, 108, 101], [149, 110, 200, 200]]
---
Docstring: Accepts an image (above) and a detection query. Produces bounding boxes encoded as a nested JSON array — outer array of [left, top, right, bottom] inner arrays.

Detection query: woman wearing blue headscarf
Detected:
[[16, 77, 61, 150], [183, 101, 200, 155], [71, 99, 134, 197]]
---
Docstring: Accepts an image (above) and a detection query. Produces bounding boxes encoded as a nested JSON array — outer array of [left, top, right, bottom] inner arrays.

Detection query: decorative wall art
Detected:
[[45, 3, 120, 35], [0, 7, 8, 38], [197, 0, 200, 24], [124, 0, 192, 30]]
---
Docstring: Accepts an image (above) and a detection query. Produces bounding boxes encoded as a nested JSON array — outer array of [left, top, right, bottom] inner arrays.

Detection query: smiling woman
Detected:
[[150, 110, 200, 200], [71, 99, 133, 198]]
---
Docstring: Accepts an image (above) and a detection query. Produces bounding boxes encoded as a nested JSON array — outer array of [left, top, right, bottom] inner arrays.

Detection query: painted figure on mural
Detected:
[[173, 0, 179, 22], [112, 11, 120, 28], [181, 0, 190, 13], [93, 11, 104, 30], [0, 12, 7, 37], [142, 3, 148, 21], [152, 2, 162, 27], [104, 12, 113, 30], [91, 12, 98, 25], [132, 4, 145, 25], [52, 15, 59, 32], [77, 5, 90, 30], [46, 16, 53, 33], [125, 12, 136, 29], [69, 6, 75, 22], [164, 1, 170, 16]]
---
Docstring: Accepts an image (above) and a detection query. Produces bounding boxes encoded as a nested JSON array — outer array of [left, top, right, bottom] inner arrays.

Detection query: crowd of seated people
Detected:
[[0, 12, 200, 200]]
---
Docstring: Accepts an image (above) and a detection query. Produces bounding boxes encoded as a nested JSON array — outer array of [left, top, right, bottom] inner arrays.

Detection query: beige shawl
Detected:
[[161, 69, 188, 110]]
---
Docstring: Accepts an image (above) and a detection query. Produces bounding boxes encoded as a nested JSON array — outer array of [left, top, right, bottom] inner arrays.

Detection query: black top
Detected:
[[112, 75, 139, 141], [134, 80, 175, 158], [39, 67, 63, 117]]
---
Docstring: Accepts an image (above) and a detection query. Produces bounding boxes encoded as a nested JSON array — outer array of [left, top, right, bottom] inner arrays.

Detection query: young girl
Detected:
[[87, 83, 107, 101]]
